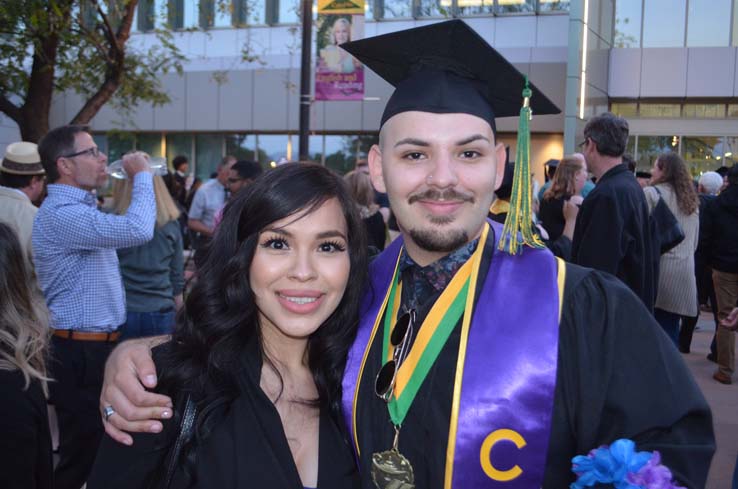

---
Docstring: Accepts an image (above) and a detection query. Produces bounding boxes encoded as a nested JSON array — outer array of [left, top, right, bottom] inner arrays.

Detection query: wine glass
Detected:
[[106, 156, 168, 180]]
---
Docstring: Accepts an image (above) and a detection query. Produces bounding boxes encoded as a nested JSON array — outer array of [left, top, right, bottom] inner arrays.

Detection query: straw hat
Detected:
[[1, 142, 44, 175]]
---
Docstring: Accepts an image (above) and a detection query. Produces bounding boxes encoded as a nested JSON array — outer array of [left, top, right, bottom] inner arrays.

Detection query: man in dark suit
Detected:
[[572, 112, 659, 312]]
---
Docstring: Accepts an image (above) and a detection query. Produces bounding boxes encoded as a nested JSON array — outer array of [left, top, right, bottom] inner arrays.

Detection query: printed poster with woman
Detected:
[[315, 0, 364, 100]]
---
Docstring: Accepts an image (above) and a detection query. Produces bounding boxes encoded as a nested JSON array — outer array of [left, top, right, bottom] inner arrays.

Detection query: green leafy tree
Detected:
[[0, 0, 186, 142]]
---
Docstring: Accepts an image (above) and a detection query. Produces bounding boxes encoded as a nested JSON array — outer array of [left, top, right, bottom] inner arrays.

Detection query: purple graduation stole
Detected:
[[341, 221, 563, 488]]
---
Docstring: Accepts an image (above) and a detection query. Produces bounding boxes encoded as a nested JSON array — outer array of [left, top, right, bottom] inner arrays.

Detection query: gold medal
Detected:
[[371, 425, 414, 489]]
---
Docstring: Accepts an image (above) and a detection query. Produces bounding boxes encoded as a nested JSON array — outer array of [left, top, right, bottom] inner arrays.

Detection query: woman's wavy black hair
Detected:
[[156, 163, 367, 481]]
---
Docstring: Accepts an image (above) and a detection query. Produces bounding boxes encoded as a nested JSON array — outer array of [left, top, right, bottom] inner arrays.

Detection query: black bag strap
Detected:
[[163, 395, 197, 489]]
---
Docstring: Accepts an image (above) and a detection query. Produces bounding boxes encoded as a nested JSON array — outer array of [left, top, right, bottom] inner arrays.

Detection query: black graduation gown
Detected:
[[571, 164, 659, 312], [88, 339, 360, 489], [353, 230, 714, 489], [0, 369, 53, 489]]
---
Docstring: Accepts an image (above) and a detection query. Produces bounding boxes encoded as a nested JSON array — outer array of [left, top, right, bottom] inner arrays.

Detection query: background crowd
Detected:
[[0, 113, 736, 488]]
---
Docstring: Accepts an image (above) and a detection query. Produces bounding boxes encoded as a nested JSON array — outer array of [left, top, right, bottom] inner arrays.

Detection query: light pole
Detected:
[[298, 0, 313, 161]]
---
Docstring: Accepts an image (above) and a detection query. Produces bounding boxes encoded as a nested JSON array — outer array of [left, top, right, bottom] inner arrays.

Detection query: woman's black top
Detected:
[[538, 196, 567, 242], [0, 369, 53, 489], [88, 339, 360, 489]]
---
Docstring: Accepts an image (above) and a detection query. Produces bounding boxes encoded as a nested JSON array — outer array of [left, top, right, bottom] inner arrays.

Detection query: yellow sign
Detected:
[[318, 0, 365, 14], [479, 429, 527, 482]]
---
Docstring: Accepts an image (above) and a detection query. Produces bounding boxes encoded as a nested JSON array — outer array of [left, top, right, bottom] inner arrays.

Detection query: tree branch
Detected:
[[0, 93, 21, 124]]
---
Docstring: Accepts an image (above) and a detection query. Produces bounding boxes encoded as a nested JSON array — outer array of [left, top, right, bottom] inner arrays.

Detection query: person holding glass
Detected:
[[33, 125, 155, 489]]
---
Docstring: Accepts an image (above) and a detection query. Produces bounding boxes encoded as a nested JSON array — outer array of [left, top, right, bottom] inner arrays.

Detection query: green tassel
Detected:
[[498, 77, 546, 255]]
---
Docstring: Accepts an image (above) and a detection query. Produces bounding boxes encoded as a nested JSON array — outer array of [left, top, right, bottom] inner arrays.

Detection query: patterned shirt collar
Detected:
[[47, 183, 97, 207], [399, 238, 479, 309]]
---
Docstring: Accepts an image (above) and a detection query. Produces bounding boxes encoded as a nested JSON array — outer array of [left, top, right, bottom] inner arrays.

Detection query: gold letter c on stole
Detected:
[[479, 429, 527, 481]]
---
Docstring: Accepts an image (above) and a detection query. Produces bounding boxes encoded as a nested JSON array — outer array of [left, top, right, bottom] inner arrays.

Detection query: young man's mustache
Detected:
[[408, 189, 475, 204]]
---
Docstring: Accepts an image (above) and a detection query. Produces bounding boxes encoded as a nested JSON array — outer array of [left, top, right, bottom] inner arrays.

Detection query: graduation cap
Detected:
[[342, 19, 560, 254], [340, 19, 560, 132]]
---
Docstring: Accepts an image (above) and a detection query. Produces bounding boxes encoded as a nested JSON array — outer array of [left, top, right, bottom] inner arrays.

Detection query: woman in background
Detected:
[[644, 152, 699, 344], [539, 155, 588, 242], [112, 176, 184, 339], [344, 169, 386, 251], [0, 223, 52, 489]]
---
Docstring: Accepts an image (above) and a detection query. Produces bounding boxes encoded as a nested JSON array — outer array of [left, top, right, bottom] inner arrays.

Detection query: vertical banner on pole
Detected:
[[315, 0, 365, 101]]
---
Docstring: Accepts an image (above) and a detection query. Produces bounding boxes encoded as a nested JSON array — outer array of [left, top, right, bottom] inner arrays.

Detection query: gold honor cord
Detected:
[[352, 252, 404, 456]]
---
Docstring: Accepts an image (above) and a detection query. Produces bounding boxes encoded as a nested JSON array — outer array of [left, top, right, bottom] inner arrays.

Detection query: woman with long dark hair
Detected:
[[89, 163, 367, 489], [644, 152, 700, 344], [0, 223, 52, 489]]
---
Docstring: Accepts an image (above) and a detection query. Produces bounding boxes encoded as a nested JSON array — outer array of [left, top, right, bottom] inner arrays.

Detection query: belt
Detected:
[[53, 329, 120, 342]]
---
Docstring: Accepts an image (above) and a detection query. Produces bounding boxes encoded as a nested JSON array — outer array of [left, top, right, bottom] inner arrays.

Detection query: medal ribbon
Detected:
[[380, 225, 487, 426]]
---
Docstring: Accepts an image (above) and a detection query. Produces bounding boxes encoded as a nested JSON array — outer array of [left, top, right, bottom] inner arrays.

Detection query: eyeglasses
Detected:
[[227, 177, 244, 184], [375, 310, 415, 402], [577, 138, 589, 148], [62, 147, 101, 159]]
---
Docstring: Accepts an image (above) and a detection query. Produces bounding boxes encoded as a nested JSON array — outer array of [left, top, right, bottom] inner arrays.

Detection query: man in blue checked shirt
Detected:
[[33, 125, 156, 489]]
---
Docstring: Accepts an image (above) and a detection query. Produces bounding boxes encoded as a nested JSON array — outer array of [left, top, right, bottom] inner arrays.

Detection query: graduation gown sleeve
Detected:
[[543, 263, 715, 489]]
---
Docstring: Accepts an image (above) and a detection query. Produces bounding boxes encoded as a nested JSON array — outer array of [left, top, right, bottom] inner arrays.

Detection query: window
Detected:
[[639, 103, 681, 118], [733, 0, 738, 46], [214, 0, 233, 26], [199, 0, 233, 27], [195, 134, 225, 180], [107, 134, 136, 163], [728, 104, 738, 117], [642, 0, 685, 47], [256, 134, 289, 167], [683, 104, 726, 118], [682, 136, 722, 176], [722, 137, 737, 166], [381, 0, 413, 19], [183, 0, 199, 27], [417, 0, 448, 17], [275, 0, 299, 24], [365, 0, 374, 20], [323, 135, 353, 175], [225, 134, 258, 160], [137, 134, 165, 158], [166, 134, 193, 167], [537, 0, 569, 13], [636, 136, 674, 169], [614, 0, 642, 48], [624, 135, 636, 158], [234, 0, 267, 25], [496, 0, 535, 14], [305, 135, 324, 163], [610, 102, 638, 117], [687, 0, 731, 47], [455, 0, 495, 16]]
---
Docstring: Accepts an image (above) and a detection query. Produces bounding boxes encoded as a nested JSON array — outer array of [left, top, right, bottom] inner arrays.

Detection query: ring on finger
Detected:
[[103, 405, 116, 421]]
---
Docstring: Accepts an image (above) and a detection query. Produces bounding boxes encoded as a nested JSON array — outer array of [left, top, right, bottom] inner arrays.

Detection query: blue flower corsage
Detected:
[[570, 439, 685, 489]]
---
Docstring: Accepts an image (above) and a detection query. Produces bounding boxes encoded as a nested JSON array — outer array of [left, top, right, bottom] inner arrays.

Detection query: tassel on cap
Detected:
[[498, 77, 546, 255]]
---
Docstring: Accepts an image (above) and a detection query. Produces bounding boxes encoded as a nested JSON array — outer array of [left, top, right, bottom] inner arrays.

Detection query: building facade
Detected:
[[1, 0, 737, 181]]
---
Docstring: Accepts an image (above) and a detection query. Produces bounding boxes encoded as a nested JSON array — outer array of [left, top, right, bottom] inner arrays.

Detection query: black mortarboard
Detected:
[[340, 19, 560, 130]]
